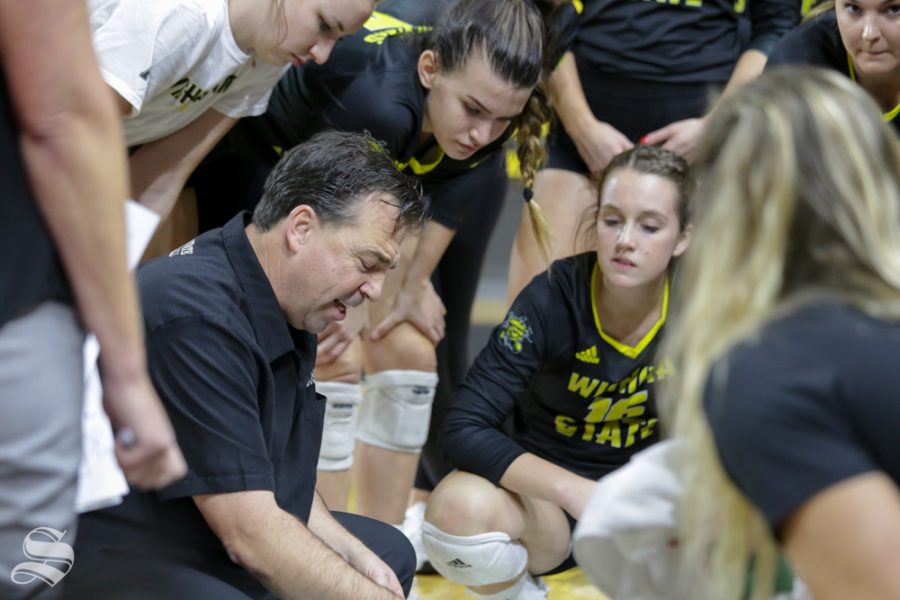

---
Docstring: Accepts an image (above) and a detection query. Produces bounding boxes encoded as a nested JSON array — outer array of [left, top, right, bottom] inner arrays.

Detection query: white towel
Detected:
[[75, 201, 159, 513], [573, 440, 688, 600]]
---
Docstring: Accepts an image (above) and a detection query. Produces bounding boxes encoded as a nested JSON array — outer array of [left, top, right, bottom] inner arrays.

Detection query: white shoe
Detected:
[[401, 501, 433, 573], [520, 575, 549, 599], [474, 574, 548, 600]]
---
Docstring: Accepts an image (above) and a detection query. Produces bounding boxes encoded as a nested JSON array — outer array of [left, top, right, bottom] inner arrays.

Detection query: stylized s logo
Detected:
[[10, 527, 74, 587]]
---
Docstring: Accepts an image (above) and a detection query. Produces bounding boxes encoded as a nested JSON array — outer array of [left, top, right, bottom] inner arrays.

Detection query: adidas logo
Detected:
[[447, 558, 471, 569], [575, 345, 599, 364]]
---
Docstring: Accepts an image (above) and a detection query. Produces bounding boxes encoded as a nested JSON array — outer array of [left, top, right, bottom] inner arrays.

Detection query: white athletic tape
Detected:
[[356, 370, 437, 453], [316, 382, 362, 471], [421, 522, 528, 588], [573, 440, 688, 600]]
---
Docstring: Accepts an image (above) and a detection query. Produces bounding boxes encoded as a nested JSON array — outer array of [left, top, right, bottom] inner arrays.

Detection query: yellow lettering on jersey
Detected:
[[624, 421, 641, 447], [605, 391, 648, 422], [582, 423, 596, 442], [364, 11, 412, 32], [572, 0, 584, 14], [641, 418, 658, 440], [733, 0, 746, 13], [686, 0, 703, 6], [595, 422, 622, 448], [568, 373, 600, 398], [362, 12, 432, 45], [584, 397, 612, 423], [555, 415, 577, 437]]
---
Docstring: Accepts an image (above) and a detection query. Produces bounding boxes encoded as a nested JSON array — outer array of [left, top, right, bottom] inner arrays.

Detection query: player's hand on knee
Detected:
[[104, 374, 187, 490], [369, 278, 446, 345], [317, 306, 366, 366]]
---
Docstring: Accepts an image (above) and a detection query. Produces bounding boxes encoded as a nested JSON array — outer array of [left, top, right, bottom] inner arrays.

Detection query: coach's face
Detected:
[[280, 194, 403, 333]]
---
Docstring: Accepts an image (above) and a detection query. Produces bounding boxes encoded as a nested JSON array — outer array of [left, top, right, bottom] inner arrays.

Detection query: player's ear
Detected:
[[418, 49, 438, 89]]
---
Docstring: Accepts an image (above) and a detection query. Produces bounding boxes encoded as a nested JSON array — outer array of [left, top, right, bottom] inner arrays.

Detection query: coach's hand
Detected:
[[347, 546, 405, 598]]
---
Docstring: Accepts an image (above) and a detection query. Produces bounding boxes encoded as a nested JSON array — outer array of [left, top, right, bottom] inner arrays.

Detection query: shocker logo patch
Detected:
[[498, 312, 533, 354]]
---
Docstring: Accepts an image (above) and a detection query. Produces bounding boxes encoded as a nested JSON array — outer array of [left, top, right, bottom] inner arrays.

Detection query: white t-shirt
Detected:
[[89, 0, 287, 146]]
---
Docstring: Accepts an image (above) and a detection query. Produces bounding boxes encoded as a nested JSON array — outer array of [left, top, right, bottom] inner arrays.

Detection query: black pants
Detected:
[[61, 512, 415, 599]]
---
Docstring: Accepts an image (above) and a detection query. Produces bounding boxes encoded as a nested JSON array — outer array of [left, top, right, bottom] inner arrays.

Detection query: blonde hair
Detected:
[[661, 66, 900, 600]]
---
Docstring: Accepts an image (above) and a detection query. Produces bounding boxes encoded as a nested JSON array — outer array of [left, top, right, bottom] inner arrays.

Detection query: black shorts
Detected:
[[535, 512, 578, 577], [547, 69, 719, 175]]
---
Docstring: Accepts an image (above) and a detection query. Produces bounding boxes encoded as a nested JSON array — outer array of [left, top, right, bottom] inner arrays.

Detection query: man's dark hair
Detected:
[[252, 131, 424, 231]]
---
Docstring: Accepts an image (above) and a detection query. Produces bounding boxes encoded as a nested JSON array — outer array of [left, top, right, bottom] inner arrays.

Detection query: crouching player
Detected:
[[422, 145, 693, 599]]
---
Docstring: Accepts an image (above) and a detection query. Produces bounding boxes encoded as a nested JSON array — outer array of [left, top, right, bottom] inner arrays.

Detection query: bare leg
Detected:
[[315, 337, 363, 511], [355, 234, 438, 525], [424, 471, 572, 596], [506, 169, 596, 305]]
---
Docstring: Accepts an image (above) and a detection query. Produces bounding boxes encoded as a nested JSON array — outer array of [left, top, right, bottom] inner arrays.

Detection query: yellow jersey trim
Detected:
[[847, 53, 900, 124], [590, 263, 669, 359], [395, 149, 445, 175]]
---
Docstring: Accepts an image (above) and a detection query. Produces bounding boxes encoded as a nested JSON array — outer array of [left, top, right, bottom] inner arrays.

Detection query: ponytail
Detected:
[[515, 86, 555, 268]]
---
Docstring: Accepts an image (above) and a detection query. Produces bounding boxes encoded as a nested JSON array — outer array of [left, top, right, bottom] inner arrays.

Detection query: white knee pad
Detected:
[[421, 522, 528, 588], [316, 382, 362, 471], [355, 370, 437, 453]]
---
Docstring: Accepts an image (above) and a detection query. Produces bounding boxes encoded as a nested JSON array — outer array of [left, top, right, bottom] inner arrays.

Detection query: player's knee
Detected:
[[355, 370, 437, 453], [427, 472, 502, 534], [421, 522, 528, 588], [317, 341, 363, 383], [365, 324, 437, 372], [316, 382, 362, 471]]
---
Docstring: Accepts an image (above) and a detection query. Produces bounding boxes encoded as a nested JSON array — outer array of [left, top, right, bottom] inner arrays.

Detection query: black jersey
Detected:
[[569, 0, 799, 84], [222, 12, 509, 228], [442, 253, 671, 483], [767, 11, 900, 134], [705, 302, 900, 533]]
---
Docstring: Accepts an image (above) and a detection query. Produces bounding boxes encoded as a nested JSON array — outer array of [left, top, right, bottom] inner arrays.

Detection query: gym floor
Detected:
[[413, 567, 608, 599]]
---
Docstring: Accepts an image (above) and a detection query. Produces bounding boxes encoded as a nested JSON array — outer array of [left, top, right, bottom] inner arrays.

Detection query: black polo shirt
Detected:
[[0, 68, 69, 327], [76, 212, 324, 597]]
